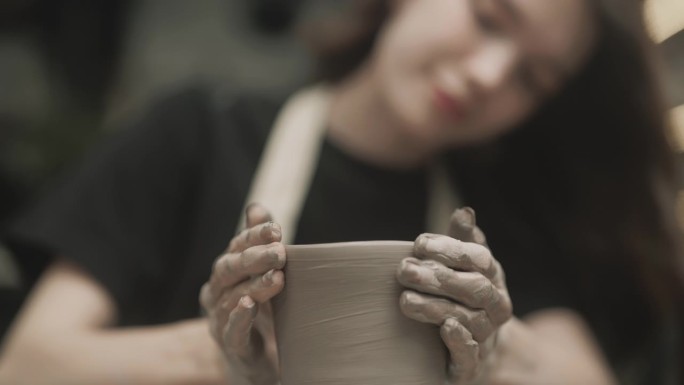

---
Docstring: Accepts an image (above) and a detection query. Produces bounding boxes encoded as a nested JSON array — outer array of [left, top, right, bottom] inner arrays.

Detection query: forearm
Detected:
[[0, 319, 225, 385], [487, 310, 617, 385]]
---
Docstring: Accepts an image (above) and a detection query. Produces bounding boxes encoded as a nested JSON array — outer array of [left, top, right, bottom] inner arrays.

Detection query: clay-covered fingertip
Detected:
[[270, 222, 282, 240], [239, 295, 255, 309], [271, 269, 284, 284], [443, 317, 459, 329], [398, 260, 422, 284], [266, 243, 286, 268], [400, 290, 419, 303], [452, 207, 476, 227], [246, 202, 273, 223], [414, 234, 431, 254]]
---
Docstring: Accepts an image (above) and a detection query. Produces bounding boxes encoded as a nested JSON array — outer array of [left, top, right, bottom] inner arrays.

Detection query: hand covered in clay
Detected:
[[397, 207, 512, 384], [200, 203, 285, 385]]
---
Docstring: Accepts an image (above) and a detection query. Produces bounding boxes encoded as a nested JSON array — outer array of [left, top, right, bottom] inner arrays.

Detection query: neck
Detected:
[[327, 67, 436, 171]]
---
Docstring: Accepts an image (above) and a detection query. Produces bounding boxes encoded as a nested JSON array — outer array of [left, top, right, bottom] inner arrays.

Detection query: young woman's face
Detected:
[[371, 0, 598, 148]]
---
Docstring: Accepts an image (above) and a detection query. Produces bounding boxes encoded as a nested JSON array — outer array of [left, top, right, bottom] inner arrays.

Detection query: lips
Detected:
[[432, 86, 467, 122]]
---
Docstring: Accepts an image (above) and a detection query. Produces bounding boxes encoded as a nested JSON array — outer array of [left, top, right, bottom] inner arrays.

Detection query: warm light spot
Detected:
[[670, 105, 684, 152], [645, 0, 684, 42]]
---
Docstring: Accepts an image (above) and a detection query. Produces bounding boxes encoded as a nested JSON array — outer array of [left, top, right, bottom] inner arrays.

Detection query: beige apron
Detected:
[[237, 85, 460, 241]]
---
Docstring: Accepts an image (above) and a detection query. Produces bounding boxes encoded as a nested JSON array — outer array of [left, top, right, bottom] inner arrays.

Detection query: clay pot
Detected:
[[272, 241, 446, 385]]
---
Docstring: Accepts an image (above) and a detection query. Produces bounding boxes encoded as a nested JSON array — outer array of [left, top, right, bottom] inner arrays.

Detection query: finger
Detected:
[[399, 290, 495, 342], [414, 233, 501, 285], [229, 221, 282, 253], [396, 258, 512, 325], [448, 207, 487, 247], [207, 243, 286, 305], [246, 203, 273, 229], [222, 296, 259, 359], [441, 318, 480, 383], [213, 270, 285, 331]]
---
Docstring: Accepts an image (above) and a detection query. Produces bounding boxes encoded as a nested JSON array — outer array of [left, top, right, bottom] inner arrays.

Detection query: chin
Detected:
[[386, 83, 446, 147], [399, 117, 446, 149]]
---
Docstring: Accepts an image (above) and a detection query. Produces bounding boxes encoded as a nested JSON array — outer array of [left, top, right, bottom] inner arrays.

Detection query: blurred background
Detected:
[[0, 0, 682, 343]]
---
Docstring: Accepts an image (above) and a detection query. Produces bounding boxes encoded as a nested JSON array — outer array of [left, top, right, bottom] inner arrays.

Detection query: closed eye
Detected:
[[472, 0, 506, 34]]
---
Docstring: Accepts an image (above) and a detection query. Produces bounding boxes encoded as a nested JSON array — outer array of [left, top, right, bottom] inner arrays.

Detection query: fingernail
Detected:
[[263, 269, 275, 285], [246, 202, 258, 216], [416, 234, 430, 251], [444, 317, 458, 329], [404, 291, 420, 302], [268, 245, 286, 268], [454, 207, 475, 228], [403, 257, 420, 266], [403, 263, 422, 282], [260, 222, 280, 241], [270, 270, 283, 285], [240, 296, 255, 308], [270, 222, 282, 239]]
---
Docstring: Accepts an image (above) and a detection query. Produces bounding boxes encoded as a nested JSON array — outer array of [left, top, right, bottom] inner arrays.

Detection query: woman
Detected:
[[0, 0, 680, 384], [201, 0, 682, 383]]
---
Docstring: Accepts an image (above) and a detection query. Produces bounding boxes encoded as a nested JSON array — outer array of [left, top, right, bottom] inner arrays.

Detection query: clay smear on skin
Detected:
[[273, 241, 446, 385]]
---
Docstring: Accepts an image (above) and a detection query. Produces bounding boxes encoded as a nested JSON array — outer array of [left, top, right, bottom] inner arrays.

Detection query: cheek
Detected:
[[375, 0, 477, 81], [372, 1, 480, 133]]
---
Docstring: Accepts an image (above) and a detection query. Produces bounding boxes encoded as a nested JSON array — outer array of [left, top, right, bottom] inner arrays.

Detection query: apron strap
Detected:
[[238, 85, 459, 244], [238, 86, 332, 244]]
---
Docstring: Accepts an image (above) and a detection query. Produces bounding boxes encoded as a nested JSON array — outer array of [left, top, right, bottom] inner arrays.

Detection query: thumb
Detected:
[[448, 207, 487, 247], [245, 203, 274, 228]]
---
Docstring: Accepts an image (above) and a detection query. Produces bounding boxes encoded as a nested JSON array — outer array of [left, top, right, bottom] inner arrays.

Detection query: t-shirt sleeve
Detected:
[[7, 87, 212, 321]]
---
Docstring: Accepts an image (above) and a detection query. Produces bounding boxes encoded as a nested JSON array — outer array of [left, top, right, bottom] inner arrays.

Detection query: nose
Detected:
[[465, 40, 519, 96]]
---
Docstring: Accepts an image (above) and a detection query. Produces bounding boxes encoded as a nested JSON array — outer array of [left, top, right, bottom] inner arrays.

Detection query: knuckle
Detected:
[[212, 254, 231, 277], [466, 310, 492, 342], [451, 250, 468, 266], [228, 238, 238, 252], [461, 276, 486, 303], [484, 258, 498, 277], [237, 228, 249, 242], [199, 284, 212, 309], [465, 309, 486, 326], [471, 280, 496, 305], [496, 292, 514, 324]]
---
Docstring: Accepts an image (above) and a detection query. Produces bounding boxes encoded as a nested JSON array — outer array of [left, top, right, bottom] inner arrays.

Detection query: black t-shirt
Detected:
[[8, 85, 575, 325], [6, 85, 674, 383], [4, 85, 586, 322], [8, 86, 436, 325]]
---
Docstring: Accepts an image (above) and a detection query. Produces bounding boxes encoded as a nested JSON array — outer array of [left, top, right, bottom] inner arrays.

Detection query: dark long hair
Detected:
[[303, 0, 683, 381]]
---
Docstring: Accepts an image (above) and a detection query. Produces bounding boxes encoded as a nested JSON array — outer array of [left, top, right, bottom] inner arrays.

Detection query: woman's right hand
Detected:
[[200, 203, 286, 385]]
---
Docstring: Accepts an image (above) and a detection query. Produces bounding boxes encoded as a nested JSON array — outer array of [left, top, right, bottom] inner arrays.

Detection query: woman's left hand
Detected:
[[396, 207, 513, 384]]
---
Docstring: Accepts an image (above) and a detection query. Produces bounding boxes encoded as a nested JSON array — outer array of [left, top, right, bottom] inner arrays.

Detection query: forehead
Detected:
[[513, 0, 598, 74]]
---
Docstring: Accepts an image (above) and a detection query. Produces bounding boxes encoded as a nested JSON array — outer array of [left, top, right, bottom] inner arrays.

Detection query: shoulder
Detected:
[[116, 83, 284, 149], [95, 83, 286, 178]]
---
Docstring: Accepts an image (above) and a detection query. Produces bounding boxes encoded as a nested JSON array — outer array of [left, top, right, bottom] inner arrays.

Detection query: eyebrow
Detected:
[[499, 0, 571, 83]]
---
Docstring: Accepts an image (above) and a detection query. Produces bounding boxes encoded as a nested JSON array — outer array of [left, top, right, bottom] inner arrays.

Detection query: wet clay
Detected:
[[272, 241, 446, 385]]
